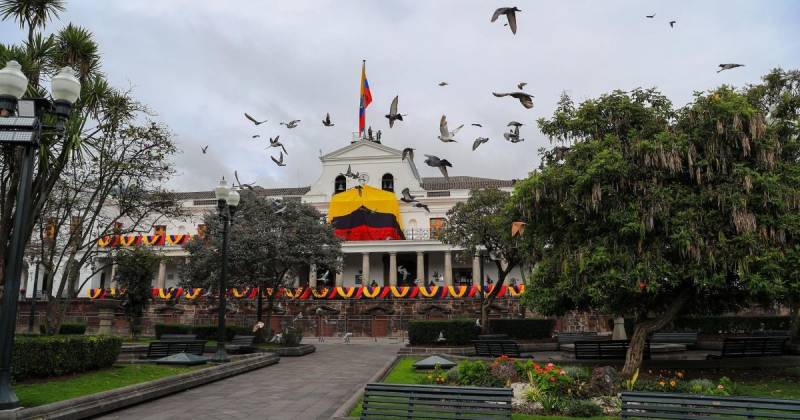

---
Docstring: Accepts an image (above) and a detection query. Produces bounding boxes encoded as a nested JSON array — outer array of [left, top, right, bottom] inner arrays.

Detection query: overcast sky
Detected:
[[2, 0, 799, 192]]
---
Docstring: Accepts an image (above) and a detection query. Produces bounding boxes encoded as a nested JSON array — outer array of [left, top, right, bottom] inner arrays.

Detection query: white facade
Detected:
[[24, 139, 523, 296]]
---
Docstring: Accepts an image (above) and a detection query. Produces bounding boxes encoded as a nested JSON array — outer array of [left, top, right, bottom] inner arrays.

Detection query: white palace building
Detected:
[[25, 137, 524, 297]]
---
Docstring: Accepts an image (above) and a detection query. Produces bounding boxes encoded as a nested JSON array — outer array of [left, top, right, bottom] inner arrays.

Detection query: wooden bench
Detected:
[[159, 333, 197, 341], [574, 340, 650, 360], [361, 383, 512, 419], [226, 335, 256, 354], [650, 332, 698, 347], [709, 336, 787, 358], [473, 340, 522, 358], [146, 340, 207, 358], [621, 391, 800, 419]]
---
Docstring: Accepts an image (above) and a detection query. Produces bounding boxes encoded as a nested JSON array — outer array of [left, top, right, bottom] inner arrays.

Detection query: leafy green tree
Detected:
[[181, 189, 342, 338], [514, 72, 800, 377], [114, 247, 160, 338], [440, 188, 525, 332]]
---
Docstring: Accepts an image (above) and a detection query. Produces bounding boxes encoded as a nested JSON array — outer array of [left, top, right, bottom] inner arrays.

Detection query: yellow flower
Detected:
[[669, 379, 677, 387], [658, 380, 666, 387], [676, 371, 684, 379]]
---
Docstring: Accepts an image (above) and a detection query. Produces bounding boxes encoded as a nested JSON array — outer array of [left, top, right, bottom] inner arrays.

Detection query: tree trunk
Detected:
[[264, 292, 276, 338], [480, 262, 512, 334], [789, 302, 799, 345], [256, 283, 264, 321], [621, 290, 691, 378]]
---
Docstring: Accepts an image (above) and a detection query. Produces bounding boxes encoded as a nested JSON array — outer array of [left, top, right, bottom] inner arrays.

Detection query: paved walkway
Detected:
[[99, 341, 401, 420]]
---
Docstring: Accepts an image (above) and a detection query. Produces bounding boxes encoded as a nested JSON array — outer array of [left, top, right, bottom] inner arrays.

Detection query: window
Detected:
[[381, 173, 394, 192], [334, 175, 347, 194], [429, 218, 447, 240]]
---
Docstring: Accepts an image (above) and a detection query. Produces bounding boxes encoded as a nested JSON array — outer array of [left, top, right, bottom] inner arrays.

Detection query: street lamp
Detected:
[[212, 178, 239, 363], [0, 61, 80, 409]]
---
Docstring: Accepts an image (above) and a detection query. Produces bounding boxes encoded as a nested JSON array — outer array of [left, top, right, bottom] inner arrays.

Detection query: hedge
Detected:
[[408, 320, 477, 345], [12, 335, 122, 382], [38, 323, 87, 335], [154, 323, 251, 341], [488, 318, 555, 339], [607, 316, 791, 334]]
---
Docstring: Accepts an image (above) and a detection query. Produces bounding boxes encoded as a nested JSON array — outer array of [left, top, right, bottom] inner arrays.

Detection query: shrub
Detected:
[[526, 362, 573, 396], [457, 360, 501, 387], [489, 355, 519, 385], [12, 335, 122, 382], [563, 399, 603, 417], [154, 323, 192, 339], [488, 318, 555, 339], [408, 320, 477, 345], [39, 323, 87, 335], [562, 366, 591, 382]]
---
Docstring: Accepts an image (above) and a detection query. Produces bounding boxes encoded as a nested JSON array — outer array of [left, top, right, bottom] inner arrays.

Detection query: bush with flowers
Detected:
[[634, 369, 734, 396], [489, 355, 521, 385], [419, 363, 448, 385]]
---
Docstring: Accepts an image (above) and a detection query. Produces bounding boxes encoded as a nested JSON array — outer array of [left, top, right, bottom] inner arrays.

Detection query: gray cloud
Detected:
[[2, 0, 798, 191]]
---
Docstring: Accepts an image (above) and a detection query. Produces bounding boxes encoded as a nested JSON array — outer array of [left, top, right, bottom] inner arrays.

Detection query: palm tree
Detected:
[[0, 0, 65, 45]]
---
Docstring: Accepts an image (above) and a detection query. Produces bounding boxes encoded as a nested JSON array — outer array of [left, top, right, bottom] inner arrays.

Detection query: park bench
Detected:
[[751, 329, 790, 337], [650, 331, 698, 347], [361, 383, 512, 419], [159, 333, 197, 341], [574, 340, 650, 360], [557, 331, 606, 347], [146, 340, 207, 358], [621, 391, 800, 419], [473, 339, 522, 358], [709, 336, 787, 358], [478, 334, 510, 340], [226, 335, 256, 354]]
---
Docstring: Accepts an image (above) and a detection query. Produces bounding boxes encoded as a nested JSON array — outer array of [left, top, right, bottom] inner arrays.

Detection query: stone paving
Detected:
[[98, 340, 402, 420]]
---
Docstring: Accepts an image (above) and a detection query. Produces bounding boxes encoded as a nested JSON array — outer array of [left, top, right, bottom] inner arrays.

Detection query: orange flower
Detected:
[[669, 379, 677, 387], [676, 371, 684, 379], [658, 380, 666, 387]]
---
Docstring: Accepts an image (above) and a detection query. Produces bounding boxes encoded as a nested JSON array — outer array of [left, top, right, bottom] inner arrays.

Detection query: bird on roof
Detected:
[[244, 113, 267, 125], [268, 136, 287, 154], [414, 202, 430, 213], [718, 63, 745, 73], [271, 151, 286, 167], [424, 154, 452, 179], [280, 120, 300, 128], [493, 91, 534, 109], [491, 7, 521, 34], [385, 96, 406, 128], [400, 188, 417, 203], [402, 148, 415, 162], [472, 137, 489, 151], [322, 113, 334, 127], [438, 115, 463, 143], [376, 130, 382, 143]]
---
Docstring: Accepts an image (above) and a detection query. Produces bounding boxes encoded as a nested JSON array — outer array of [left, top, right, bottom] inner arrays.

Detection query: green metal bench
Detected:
[[472, 339, 522, 358], [226, 334, 256, 354], [574, 340, 650, 360], [650, 332, 698, 347], [361, 383, 512, 419], [621, 391, 800, 419], [146, 340, 207, 358], [159, 333, 197, 341], [709, 336, 787, 358]]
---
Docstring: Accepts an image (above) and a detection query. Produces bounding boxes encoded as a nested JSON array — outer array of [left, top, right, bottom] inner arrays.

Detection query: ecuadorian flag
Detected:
[[359, 61, 372, 135]]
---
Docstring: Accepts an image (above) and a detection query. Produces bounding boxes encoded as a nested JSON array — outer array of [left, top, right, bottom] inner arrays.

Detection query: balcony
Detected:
[[403, 228, 444, 241]]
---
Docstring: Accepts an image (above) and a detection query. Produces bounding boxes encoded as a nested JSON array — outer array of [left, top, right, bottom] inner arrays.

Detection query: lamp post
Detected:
[[0, 61, 80, 409], [212, 178, 240, 363]]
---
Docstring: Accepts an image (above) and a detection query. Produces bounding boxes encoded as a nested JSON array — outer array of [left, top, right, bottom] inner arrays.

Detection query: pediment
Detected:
[[321, 141, 402, 161]]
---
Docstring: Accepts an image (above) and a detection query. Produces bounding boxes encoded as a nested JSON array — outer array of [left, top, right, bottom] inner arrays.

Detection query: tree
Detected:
[[181, 189, 342, 338], [114, 247, 160, 338], [440, 188, 525, 332], [513, 74, 800, 377]]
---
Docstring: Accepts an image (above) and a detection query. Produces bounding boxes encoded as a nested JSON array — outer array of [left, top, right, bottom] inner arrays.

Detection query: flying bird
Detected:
[[517, 82, 527, 90], [438, 82, 448, 86], [424, 154, 452, 179], [472, 137, 489, 151], [507, 121, 524, 127], [319, 270, 330, 282], [435, 331, 446, 343], [718, 63, 745, 73], [268, 136, 287, 154], [493, 91, 534, 109], [414, 202, 430, 213], [280, 120, 300, 128], [271, 151, 286, 167], [322, 113, 334, 127], [504, 125, 525, 143], [244, 113, 267, 125], [343, 164, 360, 180], [397, 265, 410, 281], [252, 134, 261, 139], [471, 123, 483, 127], [669, 20, 676, 28], [201, 145, 208, 154], [437, 115, 463, 143], [646, 13, 655, 18], [400, 188, 417, 203], [385, 95, 405, 128], [491, 7, 521, 34], [402, 148, 415, 162], [511, 221, 527, 237]]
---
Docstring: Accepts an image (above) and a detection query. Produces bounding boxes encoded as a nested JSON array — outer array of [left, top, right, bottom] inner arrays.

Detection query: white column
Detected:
[[472, 255, 481, 286], [156, 260, 167, 288], [389, 252, 397, 286], [416, 251, 425, 284], [612, 317, 628, 340], [110, 262, 118, 287], [444, 251, 453, 285], [309, 264, 317, 288], [362, 252, 370, 285]]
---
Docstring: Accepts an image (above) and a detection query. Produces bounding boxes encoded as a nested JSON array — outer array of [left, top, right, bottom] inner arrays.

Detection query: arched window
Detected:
[[334, 175, 346, 194], [381, 173, 394, 192]]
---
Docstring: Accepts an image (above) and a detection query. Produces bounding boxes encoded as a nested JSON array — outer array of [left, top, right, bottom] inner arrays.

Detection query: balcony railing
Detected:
[[403, 228, 444, 241]]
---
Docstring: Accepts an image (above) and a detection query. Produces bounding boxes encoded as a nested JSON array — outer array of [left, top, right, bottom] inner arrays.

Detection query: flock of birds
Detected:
[[198, 6, 746, 202]]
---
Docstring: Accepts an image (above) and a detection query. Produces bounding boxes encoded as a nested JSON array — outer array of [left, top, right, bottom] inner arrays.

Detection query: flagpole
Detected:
[[360, 59, 366, 141]]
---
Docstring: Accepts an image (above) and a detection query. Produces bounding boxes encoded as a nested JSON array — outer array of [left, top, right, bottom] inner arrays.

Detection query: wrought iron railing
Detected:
[[403, 228, 444, 241]]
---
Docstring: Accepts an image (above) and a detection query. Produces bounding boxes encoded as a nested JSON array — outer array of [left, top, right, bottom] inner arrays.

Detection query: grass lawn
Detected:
[[15, 364, 197, 407]]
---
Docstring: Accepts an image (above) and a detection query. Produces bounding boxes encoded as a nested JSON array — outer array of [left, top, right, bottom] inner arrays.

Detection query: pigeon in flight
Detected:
[[271, 198, 287, 214], [252, 134, 261, 139], [438, 82, 448, 86], [493, 92, 534, 109], [397, 265, 410, 281], [322, 113, 334, 127], [491, 7, 521, 34], [517, 82, 527, 90], [268, 136, 287, 154], [507, 121, 524, 127], [472, 137, 489, 151], [234, 170, 257, 190], [343, 164, 360, 180], [646, 13, 656, 18], [471, 123, 483, 127], [402, 148, 415, 162], [669, 20, 676, 28], [414, 202, 431, 213], [201, 145, 208, 154], [718, 63, 745, 73], [424, 154, 452, 179], [271, 151, 286, 167], [400, 188, 417, 203], [385, 96, 406, 128], [438, 115, 463, 143], [280, 120, 300, 128], [504, 125, 525, 143], [244, 113, 267, 125]]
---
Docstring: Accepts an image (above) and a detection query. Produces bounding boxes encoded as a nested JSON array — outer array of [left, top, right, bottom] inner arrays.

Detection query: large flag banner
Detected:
[[359, 60, 372, 135], [327, 185, 404, 241]]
